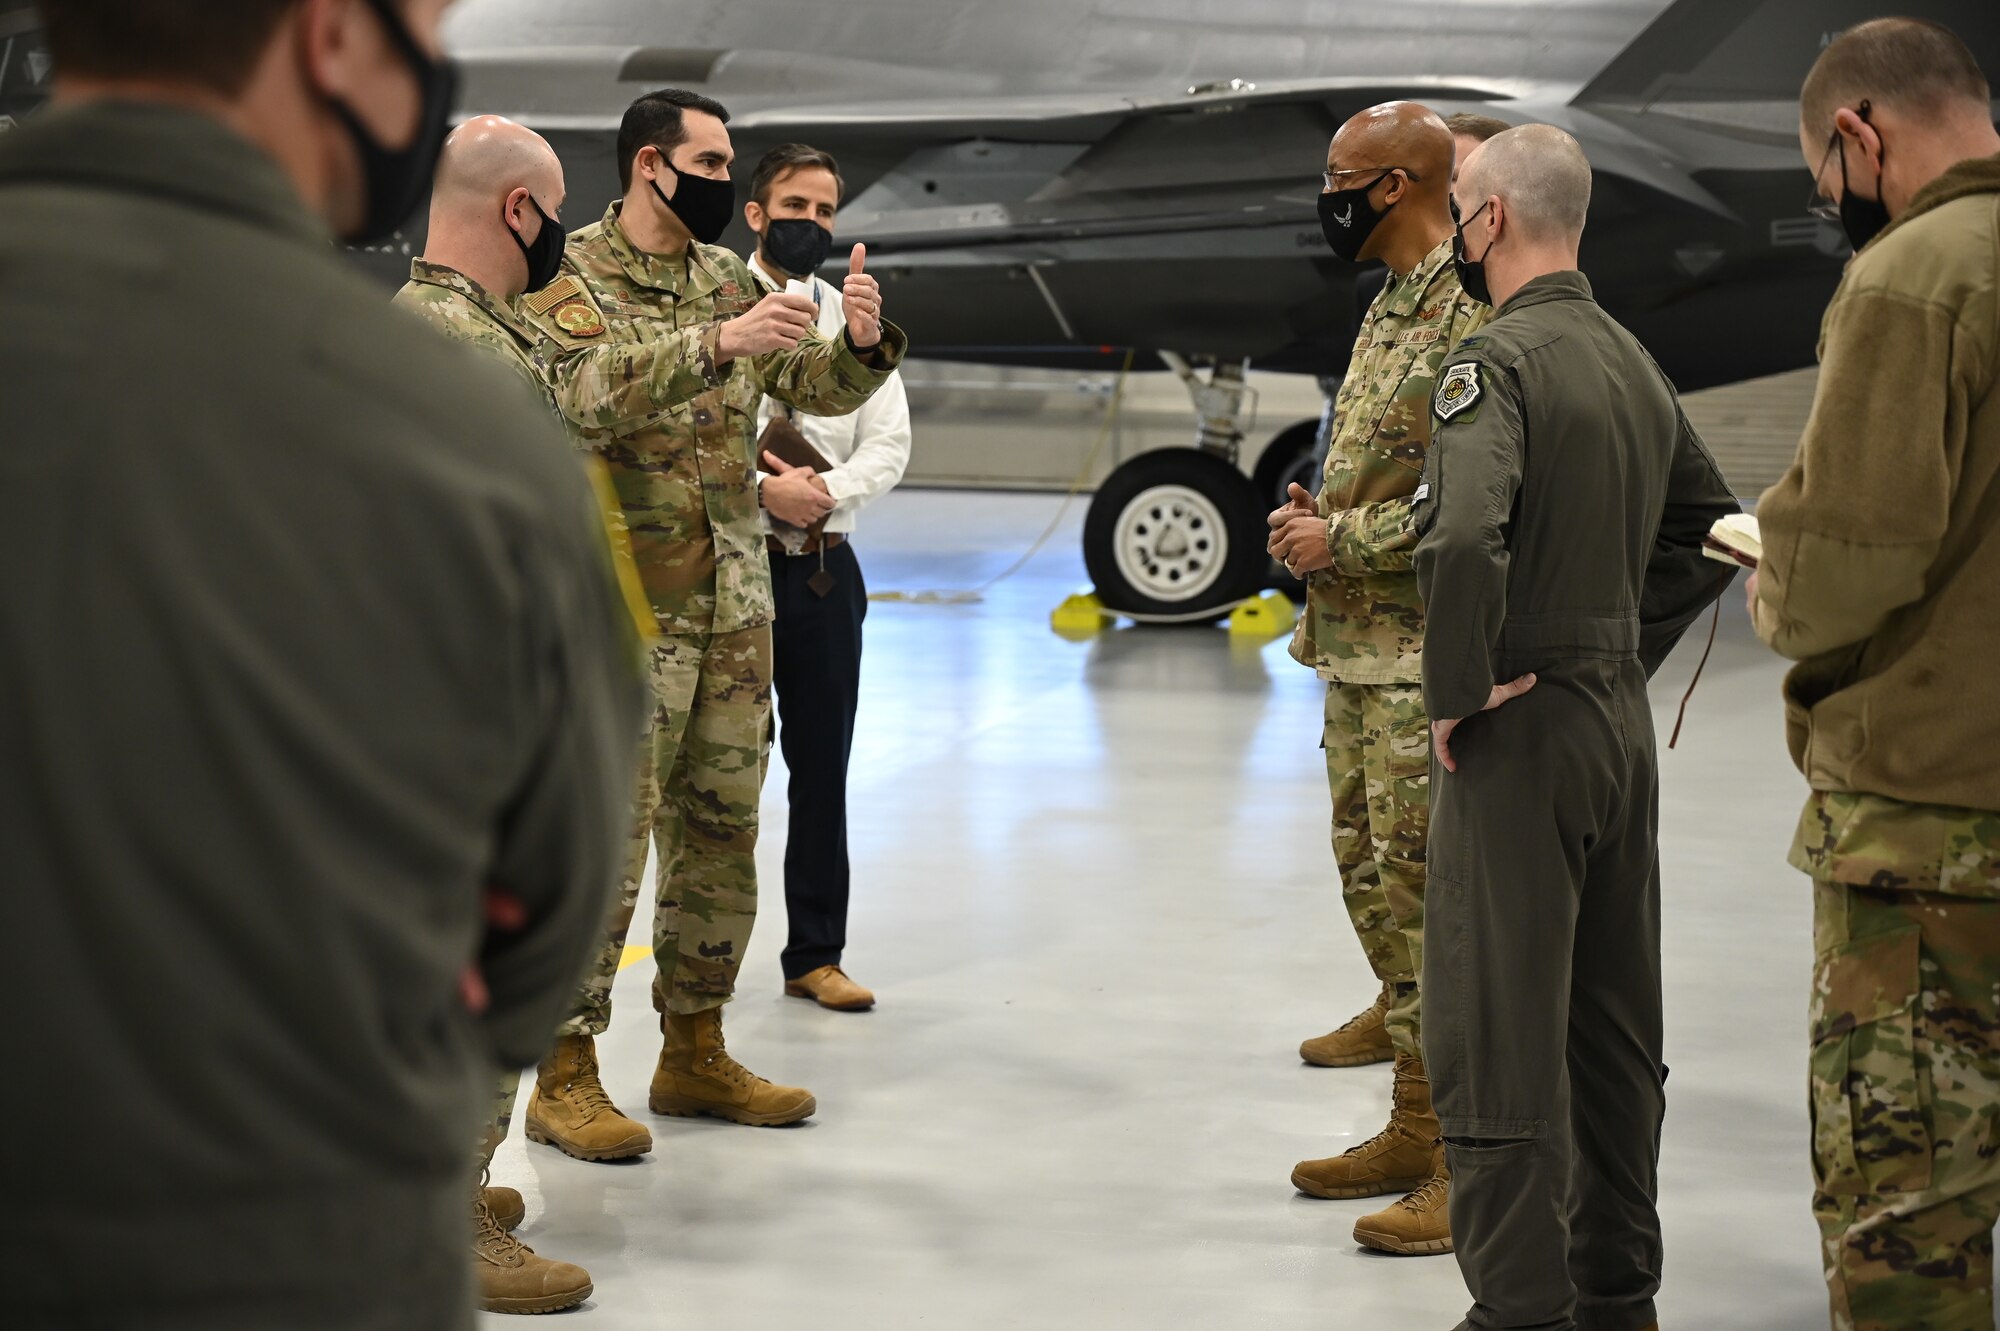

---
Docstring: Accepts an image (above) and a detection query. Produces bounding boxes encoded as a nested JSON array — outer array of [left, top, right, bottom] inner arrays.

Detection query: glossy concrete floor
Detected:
[[479, 491, 1836, 1331]]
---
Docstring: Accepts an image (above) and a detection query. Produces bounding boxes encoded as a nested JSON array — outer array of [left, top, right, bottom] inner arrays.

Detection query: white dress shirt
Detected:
[[749, 253, 913, 536]]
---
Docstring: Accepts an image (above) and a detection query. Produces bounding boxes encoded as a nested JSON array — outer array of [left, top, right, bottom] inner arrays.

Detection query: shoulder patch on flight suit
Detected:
[[1433, 362, 1483, 421]]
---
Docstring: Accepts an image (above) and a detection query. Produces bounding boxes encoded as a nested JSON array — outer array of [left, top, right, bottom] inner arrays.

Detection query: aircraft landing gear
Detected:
[[1082, 356, 1268, 621]]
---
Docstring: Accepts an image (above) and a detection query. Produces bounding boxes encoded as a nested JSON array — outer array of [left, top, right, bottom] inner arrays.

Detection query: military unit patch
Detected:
[[1434, 362, 1482, 421], [552, 299, 606, 337]]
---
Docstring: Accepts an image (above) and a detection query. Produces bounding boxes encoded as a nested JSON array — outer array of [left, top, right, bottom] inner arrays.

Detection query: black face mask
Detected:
[[648, 160, 736, 246], [511, 196, 566, 294], [326, 0, 459, 245], [1451, 198, 1495, 306], [761, 217, 834, 279], [1318, 170, 1395, 262], [1836, 115, 1893, 251]]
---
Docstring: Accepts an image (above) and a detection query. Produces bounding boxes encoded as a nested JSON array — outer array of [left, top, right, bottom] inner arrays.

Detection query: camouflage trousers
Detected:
[[1323, 680, 1430, 1058], [1810, 879, 2000, 1331], [554, 627, 773, 1030], [478, 1073, 520, 1169]]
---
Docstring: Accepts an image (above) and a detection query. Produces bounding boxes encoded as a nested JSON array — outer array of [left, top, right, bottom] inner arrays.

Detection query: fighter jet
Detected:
[[431, 0, 1996, 616], [9, 0, 1993, 616]]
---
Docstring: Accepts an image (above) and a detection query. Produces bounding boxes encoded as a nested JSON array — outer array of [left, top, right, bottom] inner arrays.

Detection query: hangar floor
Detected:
[[479, 491, 1833, 1331]]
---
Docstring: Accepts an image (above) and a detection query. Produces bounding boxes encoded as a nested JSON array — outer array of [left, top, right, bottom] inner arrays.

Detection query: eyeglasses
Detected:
[[1322, 165, 1416, 193], [1806, 100, 1871, 222]]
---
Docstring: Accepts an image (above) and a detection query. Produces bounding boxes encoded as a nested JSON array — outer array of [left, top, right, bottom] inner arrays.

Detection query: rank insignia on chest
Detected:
[[1433, 362, 1482, 421]]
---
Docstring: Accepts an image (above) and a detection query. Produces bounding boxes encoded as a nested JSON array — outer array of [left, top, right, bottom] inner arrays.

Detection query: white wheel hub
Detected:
[[1112, 484, 1229, 603]]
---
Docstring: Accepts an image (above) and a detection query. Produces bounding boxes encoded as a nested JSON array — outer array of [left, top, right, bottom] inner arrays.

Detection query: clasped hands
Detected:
[[1267, 482, 1334, 577], [761, 452, 835, 527]]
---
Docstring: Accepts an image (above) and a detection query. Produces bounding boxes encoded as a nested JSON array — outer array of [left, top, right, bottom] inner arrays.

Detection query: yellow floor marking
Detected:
[[618, 943, 654, 972]]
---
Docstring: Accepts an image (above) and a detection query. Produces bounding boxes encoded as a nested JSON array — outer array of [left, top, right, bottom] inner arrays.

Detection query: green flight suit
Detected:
[[1412, 271, 1737, 1331]]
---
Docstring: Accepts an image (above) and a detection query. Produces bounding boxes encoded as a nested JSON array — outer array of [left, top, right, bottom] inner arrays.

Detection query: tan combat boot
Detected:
[[481, 1183, 525, 1233], [649, 1007, 816, 1126], [1300, 983, 1394, 1067], [472, 1182, 592, 1315], [524, 1034, 654, 1162], [1353, 1140, 1453, 1255], [1291, 1050, 1439, 1199]]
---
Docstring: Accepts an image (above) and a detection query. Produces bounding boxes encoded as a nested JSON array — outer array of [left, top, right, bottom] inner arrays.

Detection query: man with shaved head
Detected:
[[1411, 124, 1737, 1329], [1753, 19, 2000, 1329], [397, 116, 571, 399], [1272, 99, 1489, 1258], [395, 116, 660, 1316]]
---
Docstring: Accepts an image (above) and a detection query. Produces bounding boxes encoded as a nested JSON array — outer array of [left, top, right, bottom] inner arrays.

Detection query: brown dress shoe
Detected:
[[524, 1034, 653, 1162], [1353, 1143, 1453, 1255], [784, 965, 876, 1011], [1292, 1051, 1439, 1199], [649, 1007, 817, 1126], [472, 1187, 591, 1314], [481, 1184, 526, 1233], [1300, 982, 1393, 1067]]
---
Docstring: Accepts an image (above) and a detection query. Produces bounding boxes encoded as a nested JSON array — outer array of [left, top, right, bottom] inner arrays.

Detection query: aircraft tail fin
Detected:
[[1577, 0, 2000, 112]]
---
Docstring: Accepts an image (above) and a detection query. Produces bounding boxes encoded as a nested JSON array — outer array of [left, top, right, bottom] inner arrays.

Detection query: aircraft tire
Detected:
[[1250, 418, 1322, 509], [1084, 449, 1268, 622]]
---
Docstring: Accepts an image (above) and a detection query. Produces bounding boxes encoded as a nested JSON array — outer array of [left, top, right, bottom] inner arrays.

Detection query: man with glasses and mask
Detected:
[[1751, 19, 2000, 1329], [522, 89, 906, 1132], [0, 3, 644, 1329], [1267, 100, 1489, 1259], [741, 143, 912, 1015]]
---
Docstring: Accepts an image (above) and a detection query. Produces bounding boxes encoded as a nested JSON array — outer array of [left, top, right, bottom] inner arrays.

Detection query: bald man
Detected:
[[394, 116, 656, 1317], [1271, 100, 1490, 1257], [1411, 126, 1736, 1330]]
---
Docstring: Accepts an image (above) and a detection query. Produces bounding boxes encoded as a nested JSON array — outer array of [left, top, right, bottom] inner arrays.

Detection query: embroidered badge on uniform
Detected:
[[522, 274, 584, 316], [552, 299, 606, 337], [1434, 362, 1482, 421]]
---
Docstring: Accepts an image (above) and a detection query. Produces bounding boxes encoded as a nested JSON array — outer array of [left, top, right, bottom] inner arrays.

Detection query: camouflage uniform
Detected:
[[1795, 791, 2000, 1331], [393, 258, 650, 1166], [1287, 237, 1489, 1058], [525, 203, 905, 1020]]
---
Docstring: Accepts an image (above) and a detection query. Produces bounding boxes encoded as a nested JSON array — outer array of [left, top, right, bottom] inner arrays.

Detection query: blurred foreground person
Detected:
[[0, 3, 643, 1328], [395, 114, 659, 1314], [1413, 125, 1736, 1330], [1754, 19, 2000, 1330], [1272, 100, 1489, 1257]]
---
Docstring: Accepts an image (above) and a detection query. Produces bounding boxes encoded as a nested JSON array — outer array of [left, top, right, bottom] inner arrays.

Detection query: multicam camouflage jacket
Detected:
[[523, 203, 907, 637], [393, 257, 660, 661], [392, 258, 554, 408], [1289, 237, 1490, 684]]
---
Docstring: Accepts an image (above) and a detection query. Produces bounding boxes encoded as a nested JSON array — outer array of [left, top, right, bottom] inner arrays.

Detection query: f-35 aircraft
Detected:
[[8, 0, 1995, 617], [441, 0, 2000, 616]]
